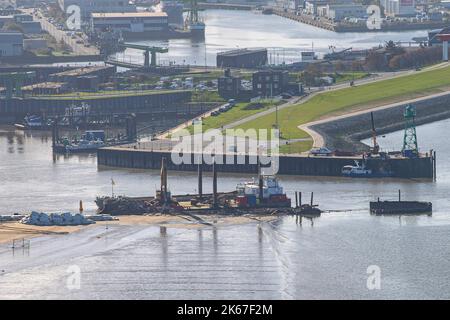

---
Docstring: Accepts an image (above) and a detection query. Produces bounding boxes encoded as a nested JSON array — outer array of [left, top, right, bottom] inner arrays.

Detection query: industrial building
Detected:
[[22, 82, 69, 95], [218, 69, 242, 99], [23, 38, 47, 51], [301, 51, 315, 62], [49, 66, 116, 91], [428, 27, 450, 46], [58, 0, 136, 19], [0, 32, 23, 57], [326, 4, 367, 21], [382, 0, 416, 16], [252, 70, 289, 97], [217, 48, 267, 69], [90, 12, 169, 34]]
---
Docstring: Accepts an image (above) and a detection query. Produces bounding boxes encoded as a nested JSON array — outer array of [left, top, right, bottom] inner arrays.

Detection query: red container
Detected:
[[236, 196, 248, 207]]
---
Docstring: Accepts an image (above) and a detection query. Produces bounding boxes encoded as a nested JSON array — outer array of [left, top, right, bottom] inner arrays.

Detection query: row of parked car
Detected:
[[211, 99, 236, 117]]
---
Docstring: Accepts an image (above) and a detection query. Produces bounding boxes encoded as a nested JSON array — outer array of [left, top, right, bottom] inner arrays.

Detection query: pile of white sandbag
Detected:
[[20, 211, 96, 226]]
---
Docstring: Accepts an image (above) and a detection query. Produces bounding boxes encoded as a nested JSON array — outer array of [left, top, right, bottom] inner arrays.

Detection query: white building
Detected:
[[327, 4, 367, 21], [58, 0, 136, 19], [91, 12, 168, 33], [382, 0, 415, 16], [0, 32, 23, 56]]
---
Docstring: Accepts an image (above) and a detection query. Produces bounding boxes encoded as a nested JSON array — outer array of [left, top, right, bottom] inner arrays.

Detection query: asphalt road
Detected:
[[26, 8, 99, 56]]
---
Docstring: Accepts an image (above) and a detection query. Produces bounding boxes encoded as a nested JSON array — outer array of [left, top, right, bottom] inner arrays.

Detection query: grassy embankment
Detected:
[[236, 65, 450, 153], [184, 100, 283, 134]]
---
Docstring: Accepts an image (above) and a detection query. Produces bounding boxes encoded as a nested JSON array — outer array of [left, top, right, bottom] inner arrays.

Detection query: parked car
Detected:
[[310, 147, 333, 156]]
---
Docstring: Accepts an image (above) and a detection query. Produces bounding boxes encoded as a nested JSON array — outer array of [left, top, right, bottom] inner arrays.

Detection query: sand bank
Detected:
[[0, 214, 278, 245]]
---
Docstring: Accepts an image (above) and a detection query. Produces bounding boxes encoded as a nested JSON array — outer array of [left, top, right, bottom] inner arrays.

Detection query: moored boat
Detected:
[[342, 160, 393, 178]]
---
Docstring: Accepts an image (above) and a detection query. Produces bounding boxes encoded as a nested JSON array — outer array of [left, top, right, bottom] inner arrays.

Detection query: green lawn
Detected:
[[279, 140, 314, 154], [334, 72, 370, 84], [236, 66, 450, 147], [185, 100, 280, 134]]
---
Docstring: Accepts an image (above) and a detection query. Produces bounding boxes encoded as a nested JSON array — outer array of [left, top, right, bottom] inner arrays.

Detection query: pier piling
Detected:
[[197, 163, 203, 199], [212, 161, 218, 209]]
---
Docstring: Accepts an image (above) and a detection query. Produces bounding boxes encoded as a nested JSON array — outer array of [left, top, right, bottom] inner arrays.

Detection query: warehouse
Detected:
[[58, 0, 136, 20], [217, 48, 267, 69], [326, 4, 367, 21], [90, 12, 168, 33], [49, 65, 116, 90], [0, 32, 23, 57]]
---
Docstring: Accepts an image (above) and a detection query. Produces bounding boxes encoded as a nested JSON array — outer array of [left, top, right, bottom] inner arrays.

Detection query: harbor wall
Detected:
[[97, 147, 434, 178], [0, 91, 192, 123], [313, 92, 450, 152], [271, 8, 448, 33]]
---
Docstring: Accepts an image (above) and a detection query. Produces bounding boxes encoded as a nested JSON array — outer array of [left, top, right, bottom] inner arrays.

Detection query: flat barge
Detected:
[[370, 200, 432, 215], [370, 191, 432, 215]]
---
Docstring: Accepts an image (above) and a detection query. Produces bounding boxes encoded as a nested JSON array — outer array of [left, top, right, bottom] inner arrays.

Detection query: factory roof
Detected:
[[217, 48, 267, 57], [22, 82, 67, 90], [50, 66, 113, 77], [91, 12, 168, 18]]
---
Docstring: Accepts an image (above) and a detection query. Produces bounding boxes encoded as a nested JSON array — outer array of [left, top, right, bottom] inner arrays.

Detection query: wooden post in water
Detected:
[[398, 189, 401, 202], [213, 160, 218, 209], [160, 157, 168, 204], [310, 192, 314, 206], [434, 150, 437, 182], [197, 163, 203, 199], [299, 192, 302, 206], [295, 192, 298, 208]]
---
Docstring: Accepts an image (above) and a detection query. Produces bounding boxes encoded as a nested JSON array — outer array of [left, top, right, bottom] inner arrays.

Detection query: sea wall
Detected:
[[97, 147, 434, 179], [312, 92, 450, 152]]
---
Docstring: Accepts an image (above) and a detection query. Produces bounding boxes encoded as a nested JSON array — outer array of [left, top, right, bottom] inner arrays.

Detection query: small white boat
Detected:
[[65, 139, 105, 152], [342, 161, 372, 177], [342, 160, 392, 178]]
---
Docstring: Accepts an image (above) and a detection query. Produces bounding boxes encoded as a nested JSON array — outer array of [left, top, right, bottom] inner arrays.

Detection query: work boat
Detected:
[[342, 161, 372, 177], [236, 175, 291, 208], [342, 160, 392, 178]]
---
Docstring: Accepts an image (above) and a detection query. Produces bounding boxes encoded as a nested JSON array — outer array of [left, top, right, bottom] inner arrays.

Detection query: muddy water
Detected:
[[1, 119, 450, 299]]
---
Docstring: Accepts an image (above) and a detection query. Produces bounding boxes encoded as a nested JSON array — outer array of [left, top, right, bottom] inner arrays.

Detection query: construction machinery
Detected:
[[370, 112, 379, 154], [185, 0, 205, 38], [402, 104, 419, 158]]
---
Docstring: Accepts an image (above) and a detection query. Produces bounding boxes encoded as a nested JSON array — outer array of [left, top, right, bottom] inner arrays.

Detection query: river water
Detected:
[[1, 118, 450, 299], [118, 9, 428, 66], [1, 10, 449, 299]]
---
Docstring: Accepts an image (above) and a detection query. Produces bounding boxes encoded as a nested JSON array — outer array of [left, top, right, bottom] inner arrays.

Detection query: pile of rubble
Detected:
[[20, 211, 96, 226], [95, 196, 160, 215]]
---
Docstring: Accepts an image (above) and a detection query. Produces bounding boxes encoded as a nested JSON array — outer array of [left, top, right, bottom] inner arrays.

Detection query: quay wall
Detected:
[[97, 148, 434, 178], [313, 92, 450, 152], [0, 91, 192, 123], [271, 9, 447, 33]]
